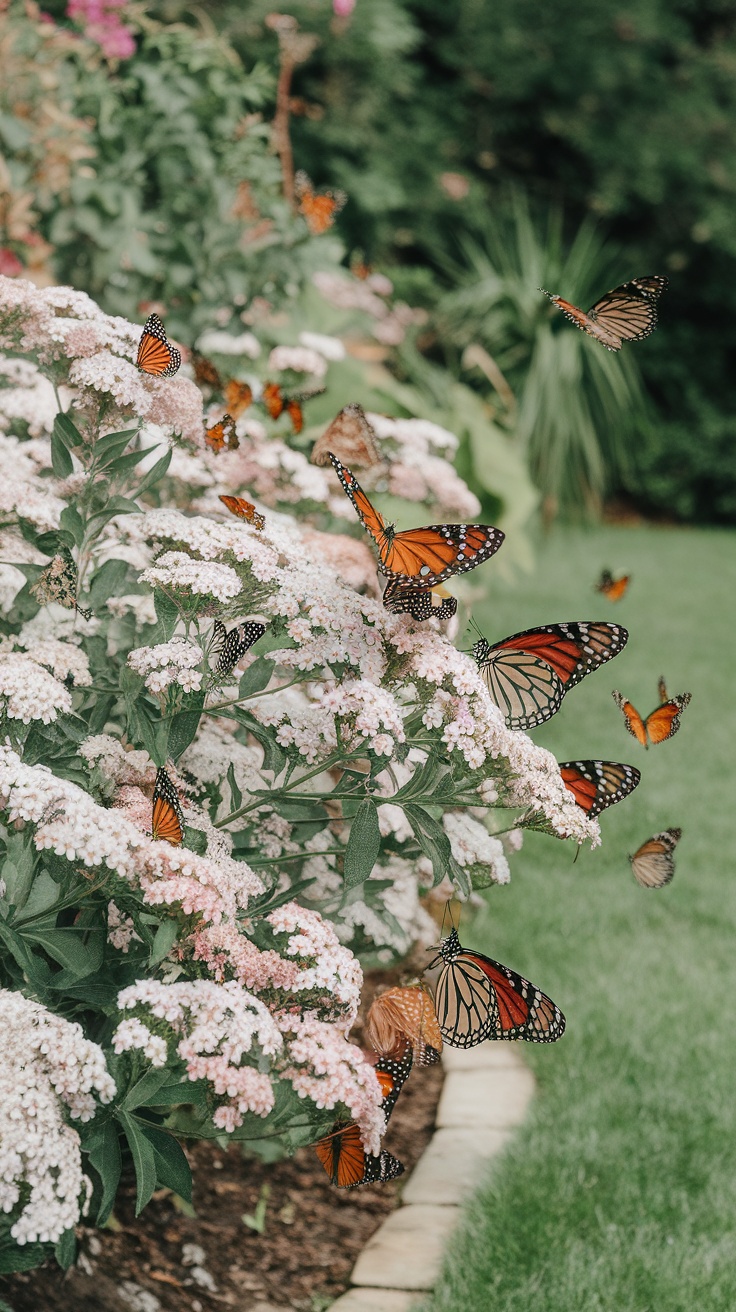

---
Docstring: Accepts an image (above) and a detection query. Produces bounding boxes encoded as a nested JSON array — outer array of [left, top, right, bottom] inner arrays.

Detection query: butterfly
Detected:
[[192, 352, 223, 390], [612, 681, 691, 748], [472, 621, 628, 730], [311, 403, 381, 468], [209, 619, 266, 676], [295, 170, 347, 235], [330, 454, 505, 586], [136, 314, 181, 378], [224, 380, 254, 418], [219, 495, 266, 531], [313, 1044, 412, 1188], [559, 759, 641, 816], [204, 414, 239, 454], [629, 828, 682, 889], [366, 985, 443, 1067], [29, 549, 91, 620], [426, 927, 565, 1048], [151, 767, 184, 846], [540, 275, 668, 352], [595, 570, 631, 603], [262, 382, 323, 435], [382, 578, 458, 623]]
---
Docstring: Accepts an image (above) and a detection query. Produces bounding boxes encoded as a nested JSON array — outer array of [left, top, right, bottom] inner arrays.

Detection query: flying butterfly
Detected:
[[612, 681, 691, 748], [595, 569, 631, 603], [205, 414, 239, 454], [295, 169, 347, 235], [426, 927, 566, 1048], [472, 620, 628, 730], [192, 352, 223, 390], [209, 618, 266, 676], [313, 1044, 412, 1188], [224, 380, 254, 418], [559, 759, 641, 817], [366, 985, 443, 1067], [382, 578, 457, 623], [136, 313, 181, 378], [629, 827, 682, 889], [219, 494, 266, 531], [262, 382, 324, 435], [311, 403, 381, 469], [540, 275, 668, 352], [330, 454, 505, 587], [151, 767, 184, 846]]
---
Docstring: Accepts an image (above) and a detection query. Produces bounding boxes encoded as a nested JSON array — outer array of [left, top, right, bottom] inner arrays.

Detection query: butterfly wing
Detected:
[[431, 928, 565, 1046], [367, 987, 443, 1067], [612, 690, 648, 746], [629, 828, 682, 889], [314, 1122, 404, 1188], [151, 767, 184, 845], [192, 352, 222, 389], [384, 523, 505, 586], [224, 380, 254, 418], [587, 275, 668, 349], [219, 495, 266, 531], [329, 454, 388, 547], [216, 622, 266, 676], [560, 759, 641, 816], [311, 404, 381, 468], [596, 570, 630, 601], [644, 693, 692, 745], [474, 635, 565, 729], [136, 314, 181, 378], [285, 397, 304, 434], [382, 578, 457, 623], [262, 382, 285, 419], [205, 414, 238, 454]]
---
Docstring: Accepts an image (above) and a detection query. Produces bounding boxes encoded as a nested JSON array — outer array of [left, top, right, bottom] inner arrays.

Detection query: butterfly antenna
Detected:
[[572, 842, 582, 865]]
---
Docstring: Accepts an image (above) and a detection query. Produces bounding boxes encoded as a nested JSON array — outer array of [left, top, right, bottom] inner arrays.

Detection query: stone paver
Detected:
[[350, 1204, 458, 1290], [436, 1066, 534, 1129], [330, 1289, 425, 1312], [440, 1043, 525, 1072], [402, 1126, 510, 1205]]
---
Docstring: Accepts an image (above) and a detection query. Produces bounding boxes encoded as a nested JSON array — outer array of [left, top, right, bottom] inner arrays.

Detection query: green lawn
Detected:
[[424, 524, 736, 1312]]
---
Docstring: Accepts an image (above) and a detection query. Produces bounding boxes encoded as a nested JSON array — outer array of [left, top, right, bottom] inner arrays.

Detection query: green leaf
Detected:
[[135, 449, 172, 497], [122, 1066, 172, 1111], [22, 926, 101, 978], [53, 412, 83, 449], [86, 1120, 122, 1226], [404, 803, 452, 884], [149, 917, 179, 967], [117, 1112, 158, 1215], [86, 558, 131, 610], [143, 1126, 193, 1202], [392, 754, 449, 802], [238, 657, 274, 700], [87, 495, 140, 524], [14, 870, 59, 922], [104, 445, 159, 478], [343, 798, 381, 889], [54, 1228, 77, 1270], [226, 708, 286, 777], [168, 698, 204, 761], [154, 589, 179, 641], [50, 427, 74, 477], [60, 505, 85, 548], [226, 763, 242, 812], [93, 428, 139, 461], [0, 1241, 49, 1273], [1, 837, 36, 910]]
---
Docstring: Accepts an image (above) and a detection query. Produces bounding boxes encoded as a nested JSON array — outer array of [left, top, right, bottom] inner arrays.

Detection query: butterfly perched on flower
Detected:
[[612, 679, 691, 748], [224, 380, 254, 419], [472, 621, 628, 730], [540, 275, 668, 352], [629, 828, 682, 889], [595, 569, 631, 603], [559, 759, 641, 817], [426, 927, 566, 1048], [382, 578, 457, 623], [136, 314, 181, 378], [330, 454, 504, 586], [204, 414, 239, 454], [295, 169, 347, 235], [311, 403, 381, 468], [151, 767, 184, 846], [366, 984, 443, 1067], [219, 494, 266, 531], [313, 1043, 412, 1188], [30, 549, 91, 620], [209, 619, 266, 677]]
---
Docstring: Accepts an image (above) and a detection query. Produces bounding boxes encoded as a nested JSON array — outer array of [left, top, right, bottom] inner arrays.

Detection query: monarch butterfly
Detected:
[[224, 380, 254, 418], [382, 578, 458, 623], [540, 275, 668, 351], [426, 927, 565, 1047], [295, 170, 347, 235], [330, 454, 505, 586], [311, 403, 381, 469], [629, 828, 682, 889], [151, 767, 184, 846], [204, 414, 239, 454], [595, 570, 631, 603], [262, 382, 325, 435], [209, 619, 266, 676], [136, 314, 181, 378], [192, 352, 223, 390], [366, 985, 443, 1067], [219, 494, 266, 531], [314, 1044, 412, 1188], [473, 621, 628, 730], [559, 759, 641, 817], [612, 682, 691, 748]]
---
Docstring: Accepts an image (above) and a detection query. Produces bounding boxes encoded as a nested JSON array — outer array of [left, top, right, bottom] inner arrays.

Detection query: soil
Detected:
[[1, 970, 444, 1312]]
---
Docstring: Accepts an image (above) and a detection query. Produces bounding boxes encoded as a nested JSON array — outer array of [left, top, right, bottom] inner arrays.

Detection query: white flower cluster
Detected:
[[80, 734, 156, 788], [442, 812, 511, 885], [139, 551, 243, 605], [128, 637, 204, 694], [15, 636, 92, 686], [0, 653, 73, 724]]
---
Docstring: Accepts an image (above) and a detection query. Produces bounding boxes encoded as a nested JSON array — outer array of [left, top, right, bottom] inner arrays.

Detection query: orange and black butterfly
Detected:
[[595, 569, 630, 602], [612, 679, 691, 748], [151, 767, 184, 846], [473, 621, 628, 730], [219, 494, 266, 531], [295, 170, 347, 235], [311, 403, 381, 468], [314, 1044, 412, 1188], [330, 454, 504, 587], [262, 382, 324, 435], [205, 414, 239, 454], [540, 276, 668, 352], [192, 352, 223, 390], [136, 314, 181, 378], [366, 985, 442, 1067], [559, 759, 641, 817], [382, 578, 457, 623], [224, 380, 254, 419], [629, 827, 682, 889], [209, 618, 266, 676], [427, 927, 566, 1048]]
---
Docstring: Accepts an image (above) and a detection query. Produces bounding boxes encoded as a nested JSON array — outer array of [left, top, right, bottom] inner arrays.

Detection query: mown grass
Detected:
[[423, 523, 736, 1312]]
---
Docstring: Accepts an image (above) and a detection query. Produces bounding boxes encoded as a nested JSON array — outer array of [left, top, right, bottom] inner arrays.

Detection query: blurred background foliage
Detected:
[[3, 0, 736, 523]]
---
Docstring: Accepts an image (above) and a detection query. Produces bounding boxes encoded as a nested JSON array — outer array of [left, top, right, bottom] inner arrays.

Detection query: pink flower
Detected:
[[0, 250, 23, 278], [333, 0, 356, 14]]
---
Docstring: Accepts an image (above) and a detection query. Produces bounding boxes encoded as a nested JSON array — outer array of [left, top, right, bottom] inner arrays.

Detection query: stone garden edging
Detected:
[[330, 1045, 535, 1311]]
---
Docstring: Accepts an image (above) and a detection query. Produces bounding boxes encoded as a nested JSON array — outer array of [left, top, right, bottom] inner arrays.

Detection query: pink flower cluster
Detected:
[[67, 0, 136, 61], [128, 637, 204, 695], [276, 1016, 385, 1155]]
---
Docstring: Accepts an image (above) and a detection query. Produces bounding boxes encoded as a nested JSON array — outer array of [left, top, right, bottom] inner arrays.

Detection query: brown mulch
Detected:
[[1, 970, 444, 1312]]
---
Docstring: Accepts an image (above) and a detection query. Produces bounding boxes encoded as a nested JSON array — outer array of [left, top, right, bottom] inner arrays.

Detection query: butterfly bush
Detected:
[[0, 273, 599, 1268]]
